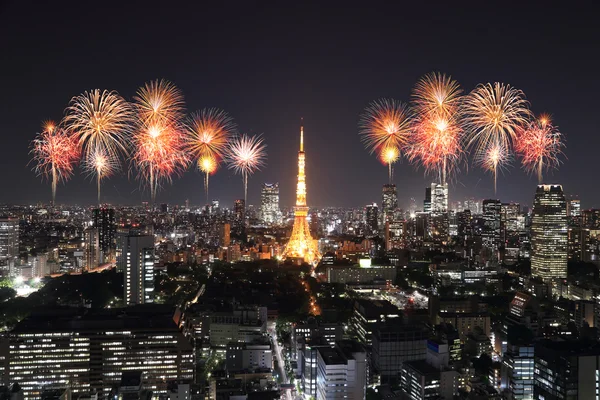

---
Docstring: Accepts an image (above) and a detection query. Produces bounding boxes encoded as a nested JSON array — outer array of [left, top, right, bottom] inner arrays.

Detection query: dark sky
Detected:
[[1, 1, 598, 209]]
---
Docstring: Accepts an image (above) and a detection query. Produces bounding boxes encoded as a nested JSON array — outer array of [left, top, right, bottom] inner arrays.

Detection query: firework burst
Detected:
[[379, 146, 400, 181], [132, 122, 189, 203], [409, 73, 464, 184], [359, 99, 413, 183], [462, 82, 531, 192], [83, 148, 119, 203], [133, 79, 185, 127], [30, 121, 80, 204], [185, 108, 236, 202], [132, 80, 187, 203], [475, 141, 511, 189], [515, 114, 564, 183], [64, 89, 133, 202], [226, 134, 267, 204]]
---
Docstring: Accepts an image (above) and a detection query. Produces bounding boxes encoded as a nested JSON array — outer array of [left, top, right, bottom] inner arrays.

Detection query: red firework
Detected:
[[30, 121, 80, 203], [515, 114, 564, 183], [132, 122, 189, 202]]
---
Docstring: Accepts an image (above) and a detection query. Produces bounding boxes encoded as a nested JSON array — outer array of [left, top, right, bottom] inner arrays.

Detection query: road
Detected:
[[269, 321, 298, 400]]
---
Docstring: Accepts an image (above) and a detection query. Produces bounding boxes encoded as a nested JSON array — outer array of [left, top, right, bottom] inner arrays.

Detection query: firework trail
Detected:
[[30, 121, 80, 204], [475, 141, 512, 191], [359, 99, 413, 183], [185, 108, 236, 203], [515, 114, 564, 183], [226, 134, 267, 205], [64, 89, 133, 202], [462, 82, 531, 192], [409, 72, 464, 184], [132, 80, 187, 203]]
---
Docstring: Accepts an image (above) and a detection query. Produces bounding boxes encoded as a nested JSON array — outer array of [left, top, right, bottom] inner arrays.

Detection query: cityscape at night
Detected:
[[1, 1, 599, 400]]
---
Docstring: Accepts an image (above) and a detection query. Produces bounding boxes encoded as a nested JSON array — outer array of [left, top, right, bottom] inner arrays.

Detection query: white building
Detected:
[[123, 234, 155, 305], [316, 341, 366, 400], [260, 183, 280, 224]]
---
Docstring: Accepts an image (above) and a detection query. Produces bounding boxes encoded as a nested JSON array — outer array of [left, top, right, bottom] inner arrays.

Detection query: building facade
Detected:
[[260, 183, 280, 224]]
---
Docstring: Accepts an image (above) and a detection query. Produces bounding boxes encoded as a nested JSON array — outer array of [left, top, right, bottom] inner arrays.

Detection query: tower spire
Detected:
[[300, 119, 304, 152]]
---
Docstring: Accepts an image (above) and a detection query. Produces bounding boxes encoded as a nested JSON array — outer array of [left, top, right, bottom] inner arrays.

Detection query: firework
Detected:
[[462, 82, 531, 192], [133, 79, 185, 127], [413, 72, 462, 118], [410, 73, 464, 184], [226, 134, 267, 204], [83, 148, 119, 203], [185, 108, 236, 202], [475, 141, 511, 190], [515, 114, 564, 182], [132, 80, 187, 203], [64, 89, 133, 202], [30, 121, 80, 203], [359, 99, 413, 182], [379, 146, 400, 181], [132, 122, 189, 203]]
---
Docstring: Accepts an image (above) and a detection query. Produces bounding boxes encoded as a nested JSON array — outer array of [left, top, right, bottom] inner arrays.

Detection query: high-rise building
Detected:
[[501, 203, 520, 241], [567, 198, 581, 217], [0, 217, 19, 261], [283, 125, 321, 264], [122, 234, 155, 305], [534, 340, 600, 400], [431, 182, 448, 213], [531, 185, 567, 281], [260, 183, 280, 224], [316, 341, 366, 400], [502, 342, 534, 400], [92, 208, 115, 260], [381, 184, 398, 223], [83, 227, 100, 270], [233, 199, 245, 229], [365, 203, 379, 236], [482, 199, 502, 251], [8, 306, 194, 399], [423, 187, 432, 213]]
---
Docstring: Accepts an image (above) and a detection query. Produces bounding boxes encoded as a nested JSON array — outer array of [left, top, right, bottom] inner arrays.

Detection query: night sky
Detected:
[[1, 1, 598, 209]]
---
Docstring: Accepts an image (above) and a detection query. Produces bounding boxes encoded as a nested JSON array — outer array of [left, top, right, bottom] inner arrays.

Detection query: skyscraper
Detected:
[[260, 182, 280, 224], [283, 125, 321, 264], [482, 199, 502, 251], [0, 217, 19, 261], [431, 182, 448, 213], [381, 184, 398, 223], [423, 187, 432, 213], [84, 226, 100, 270], [123, 234, 155, 305], [93, 208, 115, 260], [531, 184, 567, 281], [365, 203, 379, 236]]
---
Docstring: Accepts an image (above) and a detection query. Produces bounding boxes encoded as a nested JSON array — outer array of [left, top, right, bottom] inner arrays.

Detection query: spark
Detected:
[[30, 121, 79, 204], [83, 148, 119, 203], [359, 98, 413, 182], [379, 146, 400, 181], [132, 80, 188, 203], [226, 134, 267, 204], [475, 141, 511, 192], [462, 82, 531, 192], [515, 114, 565, 183], [63, 89, 133, 202], [185, 108, 236, 202], [409, 73, 464, 184]]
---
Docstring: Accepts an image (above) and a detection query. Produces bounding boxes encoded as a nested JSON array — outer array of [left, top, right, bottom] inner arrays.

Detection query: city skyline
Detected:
[[2, 2, 598, 208]]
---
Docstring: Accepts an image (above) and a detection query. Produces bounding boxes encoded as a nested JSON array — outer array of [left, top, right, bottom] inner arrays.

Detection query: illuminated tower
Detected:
[[283, 125, 321, 264]]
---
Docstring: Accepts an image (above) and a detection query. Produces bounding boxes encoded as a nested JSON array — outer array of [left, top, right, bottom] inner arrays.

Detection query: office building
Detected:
[[234, 199, 245, 225], [0, 217, 19, 261], [316, 341, 366, 400], [381, 184, 398, 223], [260, 183, 280, 224], [83, 227, 100, 271], [534, 340, 600, 400], [351, 299, 400, 345], [531, 185, 568, 281], [567, 198, 581, 217], [122, 234, 155, 305], [92, 208, 115, 260], [226, 341, 273, 372], [502, 342, 534, 400], [372, 324, 429, 383], [423, 187, 432, 213], [365, 203, 379, 236], [8, 306, 194, 399], [482, 199, 502, 251], [431, 182, 448, 213]]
